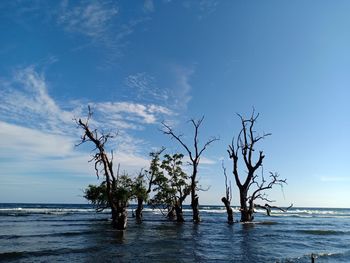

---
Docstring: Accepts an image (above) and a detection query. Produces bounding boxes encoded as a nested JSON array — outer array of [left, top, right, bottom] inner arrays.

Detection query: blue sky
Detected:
[[0, 0, 349, 207]]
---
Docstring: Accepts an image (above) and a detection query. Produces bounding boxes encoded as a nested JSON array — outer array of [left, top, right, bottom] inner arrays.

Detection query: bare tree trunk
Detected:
[[240, 210, 253, 222], [239, 187, 254, 222], [190, 165, 201, 223], [116, 201, 128, 230], [135, 197, 143, 223], [221, 197, 233, 224], [167, 206, 176, 220], [175, 203, 185, 222], [192, 194, 200, 223]]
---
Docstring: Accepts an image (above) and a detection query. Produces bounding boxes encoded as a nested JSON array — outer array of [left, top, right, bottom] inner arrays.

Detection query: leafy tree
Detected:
[[149, 153, 191, 222], [161, 117, 218, 223], [132, 170, 148, 222]]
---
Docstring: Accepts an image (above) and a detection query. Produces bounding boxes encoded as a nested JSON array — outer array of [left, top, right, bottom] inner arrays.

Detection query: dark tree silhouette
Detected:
[[227, 111, 289, 222], [221, 162, 234, 224], [132, 170, 148, 223], [162, 117, 218, 223], [76, 106, 129, 230]]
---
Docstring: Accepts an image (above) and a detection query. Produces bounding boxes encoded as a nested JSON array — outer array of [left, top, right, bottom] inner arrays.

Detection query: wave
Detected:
[[0, 247, 99, 260], [0, 208, 98, 216], [0, 230, 99, 240], [1, 205, 349, 219], [296, 229, 347, 236], [264, 208, 350, 218], [279, 250, 350, 262]]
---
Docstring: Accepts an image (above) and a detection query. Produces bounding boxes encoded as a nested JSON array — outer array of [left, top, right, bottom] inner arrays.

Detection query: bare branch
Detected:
[[161, 121, 193, 160]]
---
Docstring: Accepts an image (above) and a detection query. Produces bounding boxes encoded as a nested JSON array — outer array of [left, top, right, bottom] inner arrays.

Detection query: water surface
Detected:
[[0, 204, 349, 262]]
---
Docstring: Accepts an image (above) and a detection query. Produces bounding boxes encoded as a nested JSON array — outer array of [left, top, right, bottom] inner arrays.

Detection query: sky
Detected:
[[0, 0, 349, 208]]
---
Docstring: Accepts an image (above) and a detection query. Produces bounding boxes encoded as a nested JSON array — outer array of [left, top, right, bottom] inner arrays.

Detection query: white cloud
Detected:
[[0, 66, 172, 180], [0, 121, 148, 177], [0, 122, 149, 180], [95, 101, 171, 124], [0, 120, 92, 178], [0, 66, 173, 133], [0, 121, 73, 158], [182, 155, 217, 166]]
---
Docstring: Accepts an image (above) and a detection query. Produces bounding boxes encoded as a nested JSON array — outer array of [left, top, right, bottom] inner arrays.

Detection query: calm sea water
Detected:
[[0, 203, 349, 262]]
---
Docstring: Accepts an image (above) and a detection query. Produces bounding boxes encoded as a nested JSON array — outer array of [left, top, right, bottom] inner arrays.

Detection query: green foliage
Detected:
[[84, 183, 109, 211], [84, 150, 190, 213], [149, 153, 190, 210], [132, 172, 148, 201], [84, 173, 139, 211], [115, 174, 133, 202]]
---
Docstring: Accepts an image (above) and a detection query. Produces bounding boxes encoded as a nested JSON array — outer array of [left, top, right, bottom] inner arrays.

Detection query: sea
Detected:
[[0, 203, 349, 263]]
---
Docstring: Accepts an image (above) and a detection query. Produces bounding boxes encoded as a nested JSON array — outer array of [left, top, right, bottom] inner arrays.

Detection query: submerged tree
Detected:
[[221, 162, 234, 224], [162, 118, 218, 223], [76, 107, 130, 230], [227, 111, 288, 222], [132, 170, 148, 223], [149, 153, 191, 222]]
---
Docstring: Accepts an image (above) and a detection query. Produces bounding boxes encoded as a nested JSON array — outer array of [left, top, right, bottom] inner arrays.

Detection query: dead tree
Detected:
[[227, 111, 289, 222], [162, 117, 218, 223], [221, 162, 234, 224], [255, 202, 293, 216], [75, 106, 128, 230]]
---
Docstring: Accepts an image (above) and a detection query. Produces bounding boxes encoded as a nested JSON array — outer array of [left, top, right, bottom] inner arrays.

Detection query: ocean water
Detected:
[[0, 204, 350, 262]]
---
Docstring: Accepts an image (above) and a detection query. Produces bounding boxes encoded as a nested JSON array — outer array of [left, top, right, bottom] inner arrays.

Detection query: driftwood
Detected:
[[254, 203, 293, 216]]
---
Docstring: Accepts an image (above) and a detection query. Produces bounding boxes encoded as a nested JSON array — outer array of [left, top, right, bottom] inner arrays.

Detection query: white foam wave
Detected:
[[0, 208, 96, 214]]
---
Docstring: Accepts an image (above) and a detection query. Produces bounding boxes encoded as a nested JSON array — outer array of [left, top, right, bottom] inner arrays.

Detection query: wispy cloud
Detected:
[[125, 72, 169, 103], [199, 0, 219, 16], [0, 66, 173, 178], [0, 66, 75, 133], [125, 65, 195, 112], [182, 0, 219, 20], [95, 102, 172, 125], [320, 176, 350, 182], [170, 65, 194, 110], [143, 0, 155, 13], [58, 0, 118, 38], [56, 1, 148, 66], [0, 66, 173, 134]]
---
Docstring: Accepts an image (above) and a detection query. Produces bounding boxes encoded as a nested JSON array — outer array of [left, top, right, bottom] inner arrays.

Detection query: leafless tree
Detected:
[[221, 161, 234, 224], [162, 117, 218, 223], [227, 110, 290, 222]]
